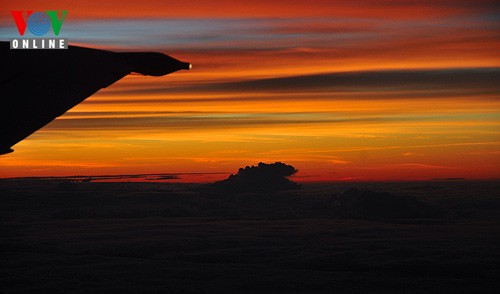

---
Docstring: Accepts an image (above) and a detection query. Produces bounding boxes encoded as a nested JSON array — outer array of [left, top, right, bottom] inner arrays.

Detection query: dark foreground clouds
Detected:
[[1, 180, 498, 294], [203, 162, 300, 194], [338, 188, 443, 219]]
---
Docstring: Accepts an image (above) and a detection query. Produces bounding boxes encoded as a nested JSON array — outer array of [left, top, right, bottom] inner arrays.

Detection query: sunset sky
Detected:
[[1, 0, 499, 182]]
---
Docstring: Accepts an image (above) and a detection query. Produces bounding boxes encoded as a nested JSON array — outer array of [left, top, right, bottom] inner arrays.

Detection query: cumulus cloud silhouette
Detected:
[[204, 162, 300, 194]]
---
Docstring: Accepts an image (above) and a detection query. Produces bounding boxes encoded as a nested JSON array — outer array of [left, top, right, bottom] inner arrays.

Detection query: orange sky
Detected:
[[2, 0, 496, 19], [1, 0, 499, 182]]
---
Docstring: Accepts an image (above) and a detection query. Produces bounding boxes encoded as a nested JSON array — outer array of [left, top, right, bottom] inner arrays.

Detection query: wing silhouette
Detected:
[[0, 42, 190, 155]]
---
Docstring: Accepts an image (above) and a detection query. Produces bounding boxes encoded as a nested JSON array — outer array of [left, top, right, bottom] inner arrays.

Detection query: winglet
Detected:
[[118, 52, 191, 76], [0, 148, 14, 156]]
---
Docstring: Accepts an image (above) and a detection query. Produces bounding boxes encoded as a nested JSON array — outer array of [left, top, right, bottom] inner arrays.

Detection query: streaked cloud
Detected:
[[0, 0, 499, 181], [103, 68, 500, 96]]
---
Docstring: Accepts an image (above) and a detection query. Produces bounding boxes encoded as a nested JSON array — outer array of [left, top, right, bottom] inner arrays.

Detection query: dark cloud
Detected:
[[337, 188, 444, 219], [203, 162, 300, 194], [104, 67, 500, 98], [194, 68, 500, 93], [4, 173, 180, 182], [63, 111, 209, 117], [238, 68, 492, 93], [45, 113, 400, 130]]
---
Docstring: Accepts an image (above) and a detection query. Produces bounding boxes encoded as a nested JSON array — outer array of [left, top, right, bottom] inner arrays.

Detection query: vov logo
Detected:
[[10, 10, 68, 49]]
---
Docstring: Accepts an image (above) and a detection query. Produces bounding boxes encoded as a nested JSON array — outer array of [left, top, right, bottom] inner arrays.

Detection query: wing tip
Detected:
[[0, 148, 14, 156]]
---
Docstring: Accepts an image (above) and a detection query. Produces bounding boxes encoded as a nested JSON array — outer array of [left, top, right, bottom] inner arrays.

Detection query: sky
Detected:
[[0, 0, 499, 182]]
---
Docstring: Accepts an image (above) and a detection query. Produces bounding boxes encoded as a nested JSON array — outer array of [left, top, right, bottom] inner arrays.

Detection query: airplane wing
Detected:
[[0, 42, 190, 155]]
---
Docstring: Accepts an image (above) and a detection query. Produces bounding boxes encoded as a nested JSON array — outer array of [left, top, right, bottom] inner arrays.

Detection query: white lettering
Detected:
[[10, 38, 68, 49]]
